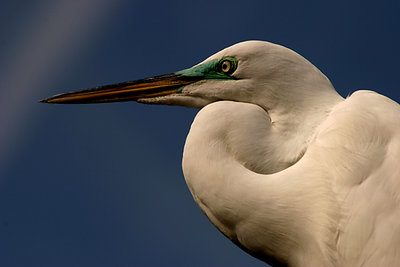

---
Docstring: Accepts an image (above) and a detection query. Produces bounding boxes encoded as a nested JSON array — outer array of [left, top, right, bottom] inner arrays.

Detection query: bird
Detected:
[[41, 40, 400, 266]]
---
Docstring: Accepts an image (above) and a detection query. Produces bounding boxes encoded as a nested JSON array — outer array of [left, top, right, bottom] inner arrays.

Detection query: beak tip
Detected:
[[40, 98, 52, 104]]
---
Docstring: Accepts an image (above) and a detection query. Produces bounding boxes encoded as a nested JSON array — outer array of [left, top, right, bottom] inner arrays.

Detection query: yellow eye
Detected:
[[220, 60, 232, 73]]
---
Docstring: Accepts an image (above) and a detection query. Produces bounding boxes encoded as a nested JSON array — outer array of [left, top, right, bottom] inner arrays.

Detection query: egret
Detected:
[[42, 41, 400, 266]]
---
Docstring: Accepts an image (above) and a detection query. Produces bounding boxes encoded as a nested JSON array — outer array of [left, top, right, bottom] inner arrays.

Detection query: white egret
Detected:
[[42, 41, 400, 266]]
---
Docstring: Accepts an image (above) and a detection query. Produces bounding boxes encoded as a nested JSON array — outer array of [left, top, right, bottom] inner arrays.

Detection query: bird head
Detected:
[[41, 41, 337, 115]]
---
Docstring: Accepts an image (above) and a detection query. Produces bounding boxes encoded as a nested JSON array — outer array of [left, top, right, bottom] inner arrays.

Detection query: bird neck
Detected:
[[183, 98, 341, 265], [255, 76, 343, 167]]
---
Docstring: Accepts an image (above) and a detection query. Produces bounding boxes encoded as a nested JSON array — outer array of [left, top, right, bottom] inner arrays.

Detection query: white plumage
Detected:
[[43, 41, 400, 266]]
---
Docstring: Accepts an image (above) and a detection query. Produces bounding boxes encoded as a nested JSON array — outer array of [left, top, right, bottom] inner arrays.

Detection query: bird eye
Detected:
[[220, 60, 232, 73], [217, 57, 237, 76]]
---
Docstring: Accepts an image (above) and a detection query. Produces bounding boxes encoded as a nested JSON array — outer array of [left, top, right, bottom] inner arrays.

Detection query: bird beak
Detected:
[[40, 73, 203, 104]]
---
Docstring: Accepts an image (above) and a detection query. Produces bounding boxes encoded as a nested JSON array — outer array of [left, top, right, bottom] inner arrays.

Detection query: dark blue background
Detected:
[[1, 1, 399, 266]]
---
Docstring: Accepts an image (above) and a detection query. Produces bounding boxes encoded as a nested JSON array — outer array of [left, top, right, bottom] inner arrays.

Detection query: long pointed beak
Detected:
[[41, 73, 202, 104]]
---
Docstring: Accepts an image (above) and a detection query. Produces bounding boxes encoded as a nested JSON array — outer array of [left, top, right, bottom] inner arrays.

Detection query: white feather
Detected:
[[179, 41, 400, 266]]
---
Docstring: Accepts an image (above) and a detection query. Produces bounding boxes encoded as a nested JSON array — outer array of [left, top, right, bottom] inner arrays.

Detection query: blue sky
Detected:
[[1, 1, 399, 266]]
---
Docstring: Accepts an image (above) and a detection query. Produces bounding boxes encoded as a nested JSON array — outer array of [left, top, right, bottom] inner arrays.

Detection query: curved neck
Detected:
[[182, 100, 340, 265]]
